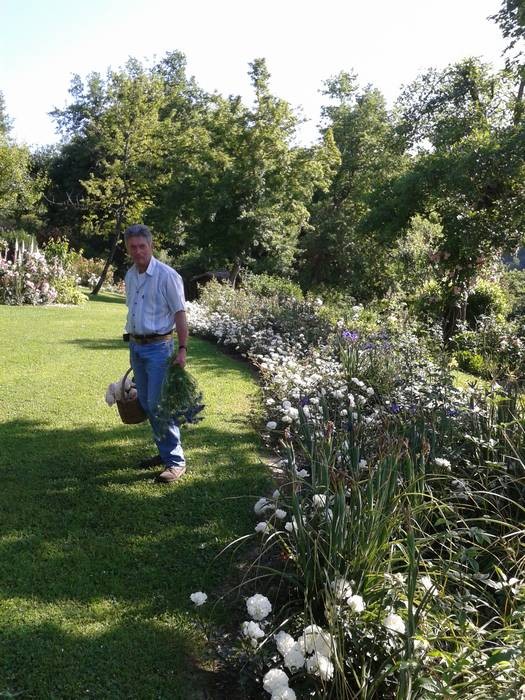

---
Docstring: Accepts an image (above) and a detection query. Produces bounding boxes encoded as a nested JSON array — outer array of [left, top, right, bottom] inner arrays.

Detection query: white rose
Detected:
[[306, 652, 334, 681], [274, 630, 295, 657], [190, 591, 207, 606], [284, 642, 305, 671], [247, 593, 272, 621], [383, 612, 405, 634], [263, 668, 289, 694], [347, 594, 366, 613]]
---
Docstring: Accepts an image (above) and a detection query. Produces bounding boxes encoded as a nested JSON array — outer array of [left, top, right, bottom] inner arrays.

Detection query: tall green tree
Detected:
[[490, 0, 525, 123], [154, 58, 339, 279], [365, 60, 525, 336], [52, 60, 167, 291], [0, 93, 43, 232], [300, 72, 406, 296]]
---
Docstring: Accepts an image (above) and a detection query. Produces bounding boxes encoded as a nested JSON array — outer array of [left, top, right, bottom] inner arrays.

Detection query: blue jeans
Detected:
[[130, 340, 185, 467]]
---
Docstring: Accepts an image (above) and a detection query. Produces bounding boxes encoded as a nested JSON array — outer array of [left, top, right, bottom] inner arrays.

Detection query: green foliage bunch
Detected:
[[452, 316, 525, 382], [156, 362, 204, 437], [242, 272, 304, 303], [502, 269, 525, 319], [466, 278, 510, 325]]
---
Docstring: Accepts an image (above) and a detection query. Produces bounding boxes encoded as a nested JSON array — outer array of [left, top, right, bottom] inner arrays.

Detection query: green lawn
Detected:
[[0, 293, 269, 699]]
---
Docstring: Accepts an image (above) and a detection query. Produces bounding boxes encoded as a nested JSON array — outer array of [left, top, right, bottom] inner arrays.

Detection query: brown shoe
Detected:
[[138, 454, 163, 469], [156, 465, 187, 483]]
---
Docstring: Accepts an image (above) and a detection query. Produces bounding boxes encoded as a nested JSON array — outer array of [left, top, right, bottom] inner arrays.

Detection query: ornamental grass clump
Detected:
[[156, 362, 205, 435]]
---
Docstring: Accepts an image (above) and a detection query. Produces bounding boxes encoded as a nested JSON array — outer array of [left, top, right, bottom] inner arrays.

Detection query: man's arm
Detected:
[[173, 310, 188, 367]]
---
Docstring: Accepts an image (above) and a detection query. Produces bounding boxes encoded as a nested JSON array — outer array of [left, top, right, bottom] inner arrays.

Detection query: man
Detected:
[[123, 224, 188, 483]]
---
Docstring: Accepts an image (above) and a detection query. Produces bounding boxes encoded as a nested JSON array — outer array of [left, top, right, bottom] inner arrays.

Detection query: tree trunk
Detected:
[[514, 72, 525, 125], [229, 257, 242, 287], [90, 216, 123, 295], [443, 291, 468, 341]]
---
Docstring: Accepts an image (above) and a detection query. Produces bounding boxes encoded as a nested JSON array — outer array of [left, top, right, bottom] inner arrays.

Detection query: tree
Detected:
[[362, 58, 525, 337], [300, 72, 406, 296], [0, 94, 43, 232], [153, 58, 339, 279], [366, 125, 525, 337], [52, 59, 167, 292], [490, 0, 525, 124]]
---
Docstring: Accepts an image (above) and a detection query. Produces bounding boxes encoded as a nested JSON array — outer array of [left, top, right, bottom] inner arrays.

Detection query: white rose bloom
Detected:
[[366, 387, 374, 396], [284, 642, 306, 671], [263, 668, 289, 694], [271, 686, 297, 700], [284, 521, 294, 533], [420, 575, 437, 595], [255, 521, 270, 534], [190, 591, 207, 606], [434, 457, 451, 468], [296, 469, 309, 478], [306, 652, 334, 681], [282, 400, 292, 410], [313, 494, 327, 508], [254, 497, 274, 515], [358, 459, 367, 468], [247, 593, 272, 621], [275, 508, 287, 520], [383, 612, 406, 634], [413, 638, 430, 656], [242, 620, 265, 640], [331, 577, 352, 600], [287, 407, 299, 420], [275, 630, 295, 657], [300, 625, 334, 658], [281, 415, 293, 424], [272, 489, 280, 499], [266, 421, 278, 430], [347, 594, 366, 613]]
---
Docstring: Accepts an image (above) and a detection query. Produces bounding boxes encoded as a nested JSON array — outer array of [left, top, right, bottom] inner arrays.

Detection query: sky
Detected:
[[0, 0, 508, 149]]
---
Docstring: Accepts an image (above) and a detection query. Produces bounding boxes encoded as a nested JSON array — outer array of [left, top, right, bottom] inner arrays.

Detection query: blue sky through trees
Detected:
[[0, 0, 507, 148]]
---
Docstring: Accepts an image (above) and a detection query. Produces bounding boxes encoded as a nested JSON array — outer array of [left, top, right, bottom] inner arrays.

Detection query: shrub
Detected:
[[51, 277, 87, 305], [466, 278, 509, 325], [410, 280, 444, 323], [502, 269, 525, 320], [242, 272, 303, 302], [454, 348, 486, 376]]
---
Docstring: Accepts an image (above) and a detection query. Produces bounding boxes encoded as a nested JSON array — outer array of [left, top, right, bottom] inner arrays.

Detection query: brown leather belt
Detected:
[[130, 332, 173, 345]]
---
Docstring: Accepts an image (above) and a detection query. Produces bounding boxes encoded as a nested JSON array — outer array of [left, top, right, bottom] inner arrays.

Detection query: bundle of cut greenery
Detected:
[[156, 362, 205, 435]]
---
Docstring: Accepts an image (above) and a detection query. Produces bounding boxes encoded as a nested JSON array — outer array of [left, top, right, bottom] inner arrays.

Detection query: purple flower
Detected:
[[342, 330, 359, 342], [300, 396, 310, 407], [390, 401, 401, 414]]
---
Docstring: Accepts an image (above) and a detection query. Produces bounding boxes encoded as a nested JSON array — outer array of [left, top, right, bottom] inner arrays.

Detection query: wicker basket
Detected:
[[117, 367, 147, 424]]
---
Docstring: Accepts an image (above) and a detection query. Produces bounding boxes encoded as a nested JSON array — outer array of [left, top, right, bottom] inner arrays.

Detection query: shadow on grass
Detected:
[[0, 416, 269, 698], [66, 337, 127, 351], [87, 291, 126, 305], [0, 619, 201, 700]]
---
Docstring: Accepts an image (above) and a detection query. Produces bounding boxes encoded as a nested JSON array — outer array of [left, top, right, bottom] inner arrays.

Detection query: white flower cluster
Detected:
[[190, 591, 207, 606], [272, 625, 336, 682]]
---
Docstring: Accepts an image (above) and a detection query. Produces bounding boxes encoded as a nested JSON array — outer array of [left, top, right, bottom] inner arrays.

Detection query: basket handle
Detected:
[[121, 367, 134, 399]]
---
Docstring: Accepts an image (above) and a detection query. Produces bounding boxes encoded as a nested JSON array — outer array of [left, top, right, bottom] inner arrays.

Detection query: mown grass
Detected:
[[0, 292, 269, 699]]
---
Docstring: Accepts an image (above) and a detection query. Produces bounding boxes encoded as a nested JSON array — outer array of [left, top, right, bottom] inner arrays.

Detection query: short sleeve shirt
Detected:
[[125, 256, 186, 335]]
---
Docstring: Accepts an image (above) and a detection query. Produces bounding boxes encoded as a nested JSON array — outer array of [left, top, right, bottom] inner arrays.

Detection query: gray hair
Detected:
[[123, 224, 152, 243]]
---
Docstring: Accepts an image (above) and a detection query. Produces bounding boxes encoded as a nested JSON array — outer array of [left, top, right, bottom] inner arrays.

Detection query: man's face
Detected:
[[126, 236, 153, 272]]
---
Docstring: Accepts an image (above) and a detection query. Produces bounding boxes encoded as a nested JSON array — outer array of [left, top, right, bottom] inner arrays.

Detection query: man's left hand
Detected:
[[173, 348, 187, 368]]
